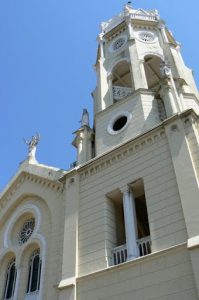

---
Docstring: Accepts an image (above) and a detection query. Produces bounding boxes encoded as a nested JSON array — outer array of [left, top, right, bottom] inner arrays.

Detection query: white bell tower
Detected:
[[92, 3, 199, 156]]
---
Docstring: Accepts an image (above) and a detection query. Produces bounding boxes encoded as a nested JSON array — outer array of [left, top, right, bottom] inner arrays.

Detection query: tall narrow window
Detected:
[[3, 258, 17, 300], [26, 249, 42, 294]]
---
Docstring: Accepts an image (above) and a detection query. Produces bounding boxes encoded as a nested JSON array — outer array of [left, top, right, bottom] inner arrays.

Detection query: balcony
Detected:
[[112, 86, 133, 101], [112, 236, 151, 265]]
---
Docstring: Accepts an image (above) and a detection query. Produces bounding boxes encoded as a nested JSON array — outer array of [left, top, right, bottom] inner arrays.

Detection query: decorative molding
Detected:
[[140, 51, 164, 61], [183, 115, 198, 129], [107, 110, 132, 135], [136, 31, 157, 43], [102, 9, 159, 36], [3, 203, 41, 248], [0, 172, 63, 214], [79, 129, 166, 181], [106, 25, 127, 42], [109, 35, 128, 53], [109, 58, 130, 74]]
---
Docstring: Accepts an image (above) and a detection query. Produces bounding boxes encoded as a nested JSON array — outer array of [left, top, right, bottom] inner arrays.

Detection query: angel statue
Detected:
[[24, 133, 40, 163]]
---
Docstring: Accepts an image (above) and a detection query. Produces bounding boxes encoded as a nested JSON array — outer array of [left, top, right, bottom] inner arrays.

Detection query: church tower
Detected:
[[1, 4, 199, 300], [89, 3, 199, 157]]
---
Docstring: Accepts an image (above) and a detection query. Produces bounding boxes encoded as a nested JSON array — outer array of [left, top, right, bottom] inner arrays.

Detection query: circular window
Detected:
[[18, 218, 35, 245], [109, 35, 127, 53], [107, 111, 132, 135], [113, 116, 128, 131], [137, 31, 155, 43]]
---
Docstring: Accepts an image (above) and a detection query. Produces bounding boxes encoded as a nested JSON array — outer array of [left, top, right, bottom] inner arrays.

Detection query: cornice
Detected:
[[79, 109, 198, 181], [104, 22, 127, 41], [183, 92, 199, 103], [79, 126, 166, 182], [95, 88, 155, 120], [0, 171, 63, 213]]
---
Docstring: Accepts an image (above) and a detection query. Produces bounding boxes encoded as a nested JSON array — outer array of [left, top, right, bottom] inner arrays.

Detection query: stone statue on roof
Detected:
[[24, 133, 40, 163]]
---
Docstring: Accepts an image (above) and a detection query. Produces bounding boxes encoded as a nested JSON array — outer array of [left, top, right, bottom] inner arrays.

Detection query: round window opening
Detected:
[[113, 116, 128, 131], [107, 111, 132, 135], [19, 218, 35, 245]]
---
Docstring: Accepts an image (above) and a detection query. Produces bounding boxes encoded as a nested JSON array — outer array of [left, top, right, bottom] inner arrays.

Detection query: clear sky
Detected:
[[0, 0, 199, 191]]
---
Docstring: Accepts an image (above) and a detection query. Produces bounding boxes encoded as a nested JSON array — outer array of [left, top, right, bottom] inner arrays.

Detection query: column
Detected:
[[126, 16, 134, 40], [107, 73, 113, 105], [13, 264, 20, 300], [160, 83, 178, 117], [98, 33, 105, 59], [178, 87, 186, 111], [128, 42, 148, 90], [122, 187, 138, 260], [140, 59, 148, 88], [159, 23, 169, 43], [96, 34, 109, 110]]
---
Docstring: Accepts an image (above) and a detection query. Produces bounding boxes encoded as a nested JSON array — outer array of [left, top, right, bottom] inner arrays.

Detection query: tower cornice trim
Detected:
[[78, 110, 198, 181]]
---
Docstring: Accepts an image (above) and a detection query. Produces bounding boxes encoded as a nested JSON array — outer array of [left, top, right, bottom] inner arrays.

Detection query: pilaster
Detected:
[[160, 81, 178, 117], [158, 22, 169, 44], [128, 39, 148, 90], [96, 58, 109, 111], [165, 114, 199, 296], [58, 174, 79, 300], [165, 116, 199, 239]]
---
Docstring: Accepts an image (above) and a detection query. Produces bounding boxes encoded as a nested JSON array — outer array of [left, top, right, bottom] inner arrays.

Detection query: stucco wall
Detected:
[[77, 246, 197, 300], [78, 127, 187, 276]]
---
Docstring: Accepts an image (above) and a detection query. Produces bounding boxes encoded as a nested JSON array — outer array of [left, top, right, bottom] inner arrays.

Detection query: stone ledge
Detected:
[[77, 242, 186, 282], [58, 277, 76, 290], [188, 236, 199, 250]]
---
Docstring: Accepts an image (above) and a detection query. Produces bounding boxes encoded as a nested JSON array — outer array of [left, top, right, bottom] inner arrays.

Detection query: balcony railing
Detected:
[[112, 86, 133, 101], [112, 236, 151, 265], [112, 244, 128, 265]]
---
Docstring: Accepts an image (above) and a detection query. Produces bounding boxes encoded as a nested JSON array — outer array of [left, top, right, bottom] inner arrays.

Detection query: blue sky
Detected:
[[0, 0, 199, 191]]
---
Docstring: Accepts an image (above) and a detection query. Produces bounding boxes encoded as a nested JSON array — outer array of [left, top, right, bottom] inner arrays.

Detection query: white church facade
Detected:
[[1, 3, 199, 300]]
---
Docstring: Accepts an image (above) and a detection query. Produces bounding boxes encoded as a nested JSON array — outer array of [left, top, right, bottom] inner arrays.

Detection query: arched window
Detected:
[[144, 55, 167, 120], [111, 61, 133, 102], [26, 249, 42, 294], [3, 258, 17, 300]]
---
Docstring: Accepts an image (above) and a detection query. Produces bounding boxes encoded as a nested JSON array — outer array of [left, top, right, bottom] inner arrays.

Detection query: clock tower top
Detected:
[[73, 4, 199, 164]]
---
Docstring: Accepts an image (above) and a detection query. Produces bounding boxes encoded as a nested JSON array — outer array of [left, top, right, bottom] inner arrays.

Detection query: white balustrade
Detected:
[[112, 244, 127, 265], [132, 13, 157, 21], [112, 236, 151, 265], [137, 236, 151, 257], [101, 10, 159, 34], [112, 86, 133, 101]]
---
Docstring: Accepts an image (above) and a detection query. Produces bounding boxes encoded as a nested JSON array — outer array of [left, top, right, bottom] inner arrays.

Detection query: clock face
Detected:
[[109, 35, 127, 53]]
